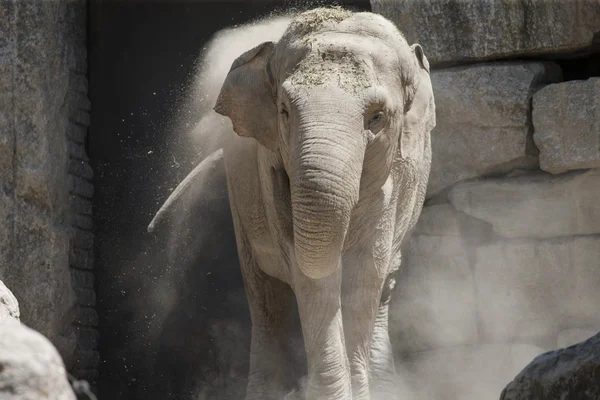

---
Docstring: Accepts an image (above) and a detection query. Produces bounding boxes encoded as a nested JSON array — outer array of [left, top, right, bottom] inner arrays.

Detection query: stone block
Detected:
[[449, 169, 600, 238], [69, 175, 94, 198], [390, 235, 478, 354], [533, 78, 600, 174], [395, 344, 545, 400], [426, 62, 559, 197], [475, 236, 600, 344], [68, 159, 93, 180], [73, 308, 99, 328], [372, 0, 600, 66]]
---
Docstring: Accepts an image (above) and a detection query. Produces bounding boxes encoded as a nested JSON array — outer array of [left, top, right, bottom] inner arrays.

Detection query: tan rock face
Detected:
[[391, 235, 478, 354], [427, 62, 560, 198], [533, 78, 600, 174], [475, 236, 600, 344], [372, 0, 600, 66], [448, 169, 600, 238], [0, 320, 76, 400]]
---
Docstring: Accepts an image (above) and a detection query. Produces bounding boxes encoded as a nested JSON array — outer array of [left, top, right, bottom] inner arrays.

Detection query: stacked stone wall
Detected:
[[0, 0, 97, 387], [373, 1, 600, 398]]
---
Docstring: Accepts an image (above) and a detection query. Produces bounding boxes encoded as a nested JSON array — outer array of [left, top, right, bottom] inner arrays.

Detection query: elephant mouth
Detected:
[[271, 166, 293, 238], [279, 167, 291, 199]]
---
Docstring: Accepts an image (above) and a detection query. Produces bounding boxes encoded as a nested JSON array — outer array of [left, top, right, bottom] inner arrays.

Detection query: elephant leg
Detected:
[[237, 238, 294, 399], [369, 273, 398, 399], [342, 256, 385, 400], [293, 266, 352, 400]]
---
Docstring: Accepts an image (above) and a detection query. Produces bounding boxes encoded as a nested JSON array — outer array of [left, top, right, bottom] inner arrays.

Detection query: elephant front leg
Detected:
[[237, 243, 294, 399], [369, 272, 398, 399], [293, 267, 352, 400], [342, 256, 386, 400]]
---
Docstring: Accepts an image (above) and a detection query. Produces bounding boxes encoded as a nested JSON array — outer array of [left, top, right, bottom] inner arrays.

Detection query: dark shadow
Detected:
[[556, 52, 600, 81]]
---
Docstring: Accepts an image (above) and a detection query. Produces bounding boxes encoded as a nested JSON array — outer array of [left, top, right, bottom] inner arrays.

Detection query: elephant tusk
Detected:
[[147, 148, 224, 233]]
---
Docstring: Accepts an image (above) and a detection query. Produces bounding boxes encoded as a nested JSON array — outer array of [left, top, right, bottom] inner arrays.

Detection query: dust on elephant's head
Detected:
[[214, 7, 435, 279]]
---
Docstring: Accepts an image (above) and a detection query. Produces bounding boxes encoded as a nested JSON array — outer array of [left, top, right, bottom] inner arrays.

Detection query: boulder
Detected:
[[427, 62, 559, 197], [391, 235, 478, 354], [448, 169, 600, 238], [0, 319, 76, 400], [533, 78, 600, 174], [395, 344, 545, 400], [0, 280, 19, 320], [371, 0, 600, 66], [475, 236, 600, 345], [500, 332, 600, 400]]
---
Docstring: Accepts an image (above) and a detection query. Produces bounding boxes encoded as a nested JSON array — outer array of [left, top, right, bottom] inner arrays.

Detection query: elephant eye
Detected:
[[368, 110, 387, 135], [279, 104, 290, 137], [280, 104, 289, 119]]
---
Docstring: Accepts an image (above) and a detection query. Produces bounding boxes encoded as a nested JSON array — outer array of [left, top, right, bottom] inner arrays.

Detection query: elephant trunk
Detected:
[[290, 106, 366, 280]]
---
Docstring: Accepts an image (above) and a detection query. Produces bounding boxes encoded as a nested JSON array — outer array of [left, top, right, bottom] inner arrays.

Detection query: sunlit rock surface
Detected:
[[0, 280, 19, 321], [0, 319, 76, 400], [372, 0, 600, 66], [533, 78, 600, 174], [475, 236, 600, 344], [426, 62, 560, 198], [448, 169, 600, 238]]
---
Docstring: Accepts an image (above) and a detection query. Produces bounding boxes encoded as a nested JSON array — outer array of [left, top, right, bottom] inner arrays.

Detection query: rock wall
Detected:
[[0, 0, 97, 385], [373, 1, 600, 399]]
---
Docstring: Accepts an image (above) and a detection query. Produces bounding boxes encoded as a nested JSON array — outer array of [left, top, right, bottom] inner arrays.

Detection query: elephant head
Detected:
[[215, 9, 435, 280]]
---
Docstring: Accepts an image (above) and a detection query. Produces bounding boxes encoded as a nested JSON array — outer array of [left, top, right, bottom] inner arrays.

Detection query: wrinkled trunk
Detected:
[[290, 95, 365, 280]]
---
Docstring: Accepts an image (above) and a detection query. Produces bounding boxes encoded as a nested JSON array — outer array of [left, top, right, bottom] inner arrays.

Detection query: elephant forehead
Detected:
[[283, 35, 398, 93], [287, 52, 372, 93]]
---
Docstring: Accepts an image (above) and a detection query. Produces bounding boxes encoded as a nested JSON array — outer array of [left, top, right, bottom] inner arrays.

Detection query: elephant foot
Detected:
[[283, 376, 307, 400]]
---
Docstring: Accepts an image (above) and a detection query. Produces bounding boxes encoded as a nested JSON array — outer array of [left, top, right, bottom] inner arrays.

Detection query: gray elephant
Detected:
[[151, 7, 435, 400]]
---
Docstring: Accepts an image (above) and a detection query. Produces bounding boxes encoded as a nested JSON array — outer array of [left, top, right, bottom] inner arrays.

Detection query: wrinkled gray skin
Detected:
[[213, 9, 436, 400], [171, 9, 434, 400]]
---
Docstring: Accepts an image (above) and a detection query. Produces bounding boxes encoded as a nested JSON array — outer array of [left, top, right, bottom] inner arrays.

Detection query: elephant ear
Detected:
[[400, 44, 436, 159], [214, 41, 279, 152]]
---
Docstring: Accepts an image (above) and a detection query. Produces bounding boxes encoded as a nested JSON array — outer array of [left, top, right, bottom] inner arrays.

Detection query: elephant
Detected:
[[150, 7, 435, 400]]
